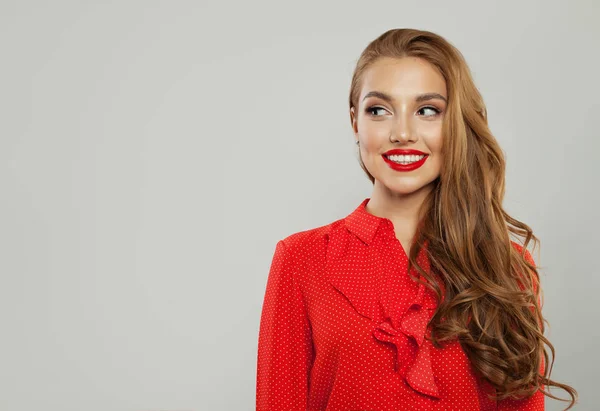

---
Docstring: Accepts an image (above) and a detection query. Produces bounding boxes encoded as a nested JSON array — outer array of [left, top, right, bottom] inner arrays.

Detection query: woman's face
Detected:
[[351, 56, 447, 196]]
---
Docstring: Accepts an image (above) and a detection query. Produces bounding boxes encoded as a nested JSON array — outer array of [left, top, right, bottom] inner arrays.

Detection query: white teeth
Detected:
[[387, 154, 425, 164]]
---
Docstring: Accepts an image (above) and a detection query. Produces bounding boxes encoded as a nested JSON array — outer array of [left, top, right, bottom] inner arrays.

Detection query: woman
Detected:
[[256, 28, 577, 411]]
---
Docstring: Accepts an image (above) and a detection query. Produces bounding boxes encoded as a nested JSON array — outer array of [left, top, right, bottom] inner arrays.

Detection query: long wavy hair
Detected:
[[349, 28, 577, 409]]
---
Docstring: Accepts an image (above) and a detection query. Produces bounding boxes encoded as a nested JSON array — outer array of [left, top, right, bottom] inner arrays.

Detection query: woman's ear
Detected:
[[350, 107, 359, 136]]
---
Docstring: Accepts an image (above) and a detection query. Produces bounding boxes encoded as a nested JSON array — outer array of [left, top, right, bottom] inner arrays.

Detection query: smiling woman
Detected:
[[349, 57, 448, 225], [256, 28, 578, 411]]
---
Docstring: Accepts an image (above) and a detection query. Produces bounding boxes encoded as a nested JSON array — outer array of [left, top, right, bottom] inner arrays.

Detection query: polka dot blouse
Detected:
[[256, 198, 545, 411]]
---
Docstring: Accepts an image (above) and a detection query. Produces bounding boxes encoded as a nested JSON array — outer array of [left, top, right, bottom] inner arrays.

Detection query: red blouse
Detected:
[[256, 197, 545, 411]]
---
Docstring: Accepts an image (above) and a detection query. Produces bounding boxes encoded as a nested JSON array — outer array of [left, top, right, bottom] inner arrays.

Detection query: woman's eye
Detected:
[[365, 106, 387, 117], [366, 105, 441, 118], [419, 106, 441, 117]]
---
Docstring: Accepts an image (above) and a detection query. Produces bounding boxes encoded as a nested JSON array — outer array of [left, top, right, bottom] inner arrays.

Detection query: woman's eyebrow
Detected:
[[362, 91, 447, 104]]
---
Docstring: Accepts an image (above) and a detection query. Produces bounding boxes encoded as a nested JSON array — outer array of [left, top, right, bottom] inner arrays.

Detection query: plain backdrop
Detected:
[[1, 1, 598, 410]]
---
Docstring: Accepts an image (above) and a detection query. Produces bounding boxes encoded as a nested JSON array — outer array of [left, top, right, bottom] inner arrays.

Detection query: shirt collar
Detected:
[[344, 197, 391, 245]]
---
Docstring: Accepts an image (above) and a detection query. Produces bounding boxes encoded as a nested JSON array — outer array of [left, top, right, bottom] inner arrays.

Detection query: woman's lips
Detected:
[[382, 154, 428, 171]]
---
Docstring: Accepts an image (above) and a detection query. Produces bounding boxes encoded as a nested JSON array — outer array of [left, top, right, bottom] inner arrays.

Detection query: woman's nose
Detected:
[[391, 113, 417, 143]]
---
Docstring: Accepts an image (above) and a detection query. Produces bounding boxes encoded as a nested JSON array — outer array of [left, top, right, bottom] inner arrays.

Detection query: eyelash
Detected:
[[365, 105, 442, 118]]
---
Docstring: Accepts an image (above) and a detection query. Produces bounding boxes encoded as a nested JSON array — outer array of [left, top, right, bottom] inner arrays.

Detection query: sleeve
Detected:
[[256, 240, 315, 411], [498, 245, 545, 410]]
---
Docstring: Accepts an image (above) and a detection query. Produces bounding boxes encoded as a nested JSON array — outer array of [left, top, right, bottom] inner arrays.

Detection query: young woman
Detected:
[[256, 28, 578, 411]]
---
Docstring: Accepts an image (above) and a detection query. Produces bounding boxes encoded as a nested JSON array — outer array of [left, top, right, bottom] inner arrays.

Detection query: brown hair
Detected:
[[349, 28, 577, 409]]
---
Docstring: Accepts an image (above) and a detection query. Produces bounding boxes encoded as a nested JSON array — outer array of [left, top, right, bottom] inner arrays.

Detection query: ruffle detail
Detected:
[[326, 227, 443, 400], [373, 289, 441, 399]]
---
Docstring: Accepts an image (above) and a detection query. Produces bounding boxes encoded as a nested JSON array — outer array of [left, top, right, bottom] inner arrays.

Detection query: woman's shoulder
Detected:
[[280, 218, 344, 251], [275, 215, 349, 264], [509, 240, 536, 265]]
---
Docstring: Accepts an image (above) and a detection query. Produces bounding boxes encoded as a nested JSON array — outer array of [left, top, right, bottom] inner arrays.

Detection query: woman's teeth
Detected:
[[387, 154, 425, 164]]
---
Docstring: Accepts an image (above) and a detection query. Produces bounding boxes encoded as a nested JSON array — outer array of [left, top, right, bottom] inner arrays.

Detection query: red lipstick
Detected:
[[382, 149, 429, 172]]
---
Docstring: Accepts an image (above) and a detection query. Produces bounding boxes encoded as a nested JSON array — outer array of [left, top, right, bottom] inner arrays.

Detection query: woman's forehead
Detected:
[[360, 57, 446, 99]]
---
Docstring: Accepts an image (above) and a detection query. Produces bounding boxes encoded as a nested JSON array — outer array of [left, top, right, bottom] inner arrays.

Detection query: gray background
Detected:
[[1, 1, 597, 410]]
